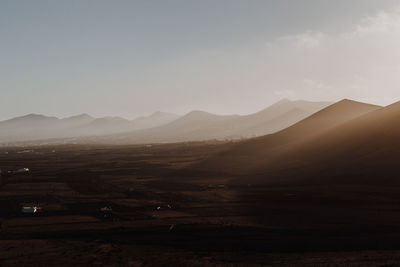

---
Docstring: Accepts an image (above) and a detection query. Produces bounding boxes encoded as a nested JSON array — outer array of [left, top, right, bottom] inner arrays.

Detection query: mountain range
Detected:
[[0, 99, 331, 144], [0, 112, 179, 143], [4, 97, 400, 187], [100, 99, 332, 144]]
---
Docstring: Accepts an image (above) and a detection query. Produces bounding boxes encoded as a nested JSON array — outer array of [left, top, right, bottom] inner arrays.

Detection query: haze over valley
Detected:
[[0, 99, 331, 145], [0, 111, 179, 143]]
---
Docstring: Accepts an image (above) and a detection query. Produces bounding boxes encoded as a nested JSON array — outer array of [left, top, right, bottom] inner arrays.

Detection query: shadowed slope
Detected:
[[197, 99, 381, 176], [270, 100, 400, 185]]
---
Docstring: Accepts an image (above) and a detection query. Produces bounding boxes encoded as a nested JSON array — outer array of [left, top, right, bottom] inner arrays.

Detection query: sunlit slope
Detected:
[[198, 99, 381, 175], [269, 100, 400, 185]]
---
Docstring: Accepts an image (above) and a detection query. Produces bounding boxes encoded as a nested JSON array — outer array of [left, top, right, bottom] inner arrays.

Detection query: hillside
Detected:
[[271, 100, 400, 185], [197, 99, 382, 176]]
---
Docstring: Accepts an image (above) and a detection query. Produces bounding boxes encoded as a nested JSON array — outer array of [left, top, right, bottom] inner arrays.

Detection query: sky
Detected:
[[1, 0, 400, 120]]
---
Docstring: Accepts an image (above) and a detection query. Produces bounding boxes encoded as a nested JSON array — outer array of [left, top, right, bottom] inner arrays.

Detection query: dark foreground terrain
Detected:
[[1, 143, 400, 266]]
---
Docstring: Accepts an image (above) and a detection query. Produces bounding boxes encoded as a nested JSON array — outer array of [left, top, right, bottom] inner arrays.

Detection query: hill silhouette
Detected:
[[197, 99, 382, 176], [0, 111, 179, 143], [110, 99, 331, 144], [269, 100, 400, 185]]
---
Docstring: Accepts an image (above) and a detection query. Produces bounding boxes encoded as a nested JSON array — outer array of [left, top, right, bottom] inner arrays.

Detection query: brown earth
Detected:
[[1, 142, 400, 266]]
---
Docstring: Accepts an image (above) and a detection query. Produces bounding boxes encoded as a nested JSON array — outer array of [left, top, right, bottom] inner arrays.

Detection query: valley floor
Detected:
[[1, 143, 400, 266]]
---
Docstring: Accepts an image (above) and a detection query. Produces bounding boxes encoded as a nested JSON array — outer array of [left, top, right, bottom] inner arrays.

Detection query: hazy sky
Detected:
[[1, 0, 400, 120]]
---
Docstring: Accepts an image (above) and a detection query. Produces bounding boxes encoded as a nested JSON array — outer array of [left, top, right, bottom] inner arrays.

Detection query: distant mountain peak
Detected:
[[24, 113, 47, 118], [267, 98, 291, 108], [337, 98, 357, 104], [333, 99, 380, 108], [182, 110, 226, 120], [7, 113, 57, 122], [64, 113, 94, 120], [186, 110, 210, 116], [77, 113, 92, 118], [148, 111, 177, 118]]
